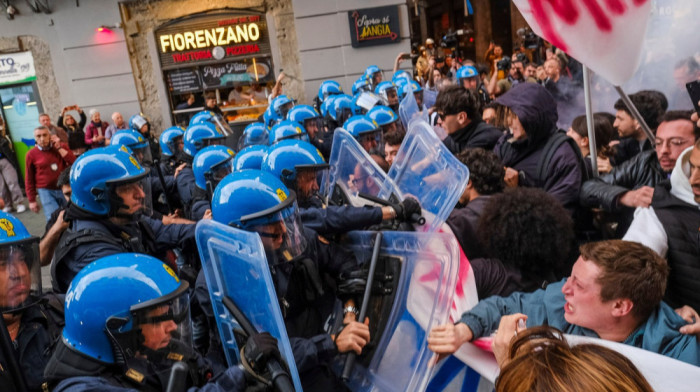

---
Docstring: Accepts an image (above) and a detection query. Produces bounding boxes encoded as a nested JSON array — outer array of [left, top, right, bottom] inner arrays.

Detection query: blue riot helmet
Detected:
[[0, 210, 41, 314], [70, 145, 149, 217], [392, 70, 411, 83], [183, 122, 225, 158], [270, 120, 309, 145], [192, 145, 235, 195], [320, 95, 336, 119], [351, 91, 387, 116], [352, 76, 372, 95], [188, 110, 233, 137], [110, 129, 153, 165], [62, 253, 191, 365], [238, 122, 270, 151], [263, 105, 280, 129], [129, 114, 150, 134], [401, 80, 424, 108], [394, 77, 410, 101], [317, 80, 343, 103], [271, 95, 295, 120], [233, 145, 268, 171], [367, 105, 402, 135], [287, 105, 324, 141], [364, 65, 383, 88], [456, 65, 479, 90], [343, 115, 383, 155], [159, 126, 185, 158], [212, 170, 307, 264], [261, 140, 328, 206], [329, 94, 353, 126], [375, 81, 400, 110]]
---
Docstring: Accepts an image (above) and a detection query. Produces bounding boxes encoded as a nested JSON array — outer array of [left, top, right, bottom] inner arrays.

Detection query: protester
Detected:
[[25, 126, 76, 220], [83, 109, 108, 149], [494, 326, 654, 392], [611, 90, 666, 166], [567, 113, 616, 176], [428, 240, 700, 366], [57, 105, 87, 156]]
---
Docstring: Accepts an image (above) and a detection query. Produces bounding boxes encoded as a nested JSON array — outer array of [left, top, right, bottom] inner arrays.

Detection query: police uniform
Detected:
[[299, 202, 382, 236]]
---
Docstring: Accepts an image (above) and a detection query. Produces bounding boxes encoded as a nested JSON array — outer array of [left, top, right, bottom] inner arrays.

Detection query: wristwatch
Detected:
[[343, 306, 358, 316]]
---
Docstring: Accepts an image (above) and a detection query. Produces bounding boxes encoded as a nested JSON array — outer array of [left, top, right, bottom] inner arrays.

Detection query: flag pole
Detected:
[[582, 65, 598, 177], [614, 86, 656, 144]]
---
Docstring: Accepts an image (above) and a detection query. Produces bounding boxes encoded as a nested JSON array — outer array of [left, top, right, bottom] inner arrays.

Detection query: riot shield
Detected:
[[383, 118, 469, 233], [321, 128, 399, 208], [398, 85, 428, 129], [338, 230, 460, 392], [195, 220, 303, 391]]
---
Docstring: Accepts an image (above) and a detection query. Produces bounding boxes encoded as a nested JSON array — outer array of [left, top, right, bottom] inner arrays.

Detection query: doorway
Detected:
[[0, 83, 42, 177]]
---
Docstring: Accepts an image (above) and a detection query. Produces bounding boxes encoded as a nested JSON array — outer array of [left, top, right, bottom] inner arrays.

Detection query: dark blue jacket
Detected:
[[53, 215, 195, 293], [494, 83, 584, 213], [176, 166, 196, 206], [300, 204, 382, 235]]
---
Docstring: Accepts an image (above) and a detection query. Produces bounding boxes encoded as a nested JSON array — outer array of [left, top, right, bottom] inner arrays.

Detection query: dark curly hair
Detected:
[[456, 148, 504, 195], [613, 90, 666, 131], [477, 188, 574, 279]]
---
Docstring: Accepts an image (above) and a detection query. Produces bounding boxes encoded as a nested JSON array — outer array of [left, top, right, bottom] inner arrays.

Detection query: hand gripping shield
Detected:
[[383, 118, 469, 233], [195, 219, 302, 391]]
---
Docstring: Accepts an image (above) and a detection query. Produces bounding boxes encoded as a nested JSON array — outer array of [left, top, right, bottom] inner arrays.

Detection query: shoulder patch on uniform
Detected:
[[125, 368, 145, 383], [317, 235, 329, 244]]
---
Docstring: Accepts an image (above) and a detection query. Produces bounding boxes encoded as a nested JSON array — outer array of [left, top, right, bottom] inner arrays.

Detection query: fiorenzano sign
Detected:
[[156, 12, 271, 67]]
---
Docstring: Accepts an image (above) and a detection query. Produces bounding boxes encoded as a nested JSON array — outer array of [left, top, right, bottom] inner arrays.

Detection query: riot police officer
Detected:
[[51, 146, 197, 293], [456, 65, 491, 108], [44, 253, 280, 391], [261, 140, 420, 235], [177, 123, 226, 208], [129, 114, 160, 161], [287, 105, 329, 160], [209, 170, 369, 391], [158, 126, 186, 177], [189, 146, 235, 221], [0, 211, 64, 391]]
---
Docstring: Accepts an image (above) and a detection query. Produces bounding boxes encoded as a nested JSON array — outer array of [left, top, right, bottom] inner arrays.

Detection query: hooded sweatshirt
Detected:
[[494, 83, 583, 212], [624, 146, 700, 257]]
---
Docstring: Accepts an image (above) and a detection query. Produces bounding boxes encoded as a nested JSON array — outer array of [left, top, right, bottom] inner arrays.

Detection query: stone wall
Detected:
[[120, 0, 302, 131]]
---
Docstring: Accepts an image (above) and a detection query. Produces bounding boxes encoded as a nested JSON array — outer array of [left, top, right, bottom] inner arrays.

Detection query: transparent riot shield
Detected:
[[337, 230, 460, 392], [195, 220, 303, 391], [398, 85, 428, 129], [321, 128, 399, 208], [383, 119, 469, 233]]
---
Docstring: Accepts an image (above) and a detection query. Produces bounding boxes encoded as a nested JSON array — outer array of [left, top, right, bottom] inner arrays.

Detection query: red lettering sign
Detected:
[[172, 50, 213, 63]]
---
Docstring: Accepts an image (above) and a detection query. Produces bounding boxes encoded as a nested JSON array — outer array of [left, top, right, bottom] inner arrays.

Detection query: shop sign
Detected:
[[156, 11, 272, 68], [0, 52, 36, 86], [348, 6, 401, 48], [201, 58, 272, 88]]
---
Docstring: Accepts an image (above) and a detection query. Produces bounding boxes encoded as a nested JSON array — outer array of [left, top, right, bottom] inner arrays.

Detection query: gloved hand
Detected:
[[393, 197, 421, 222], [244, 332, 281, 373]]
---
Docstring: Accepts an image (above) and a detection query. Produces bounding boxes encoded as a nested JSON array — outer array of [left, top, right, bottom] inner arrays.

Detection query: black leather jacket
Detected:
[[580, 150, 667, 212]]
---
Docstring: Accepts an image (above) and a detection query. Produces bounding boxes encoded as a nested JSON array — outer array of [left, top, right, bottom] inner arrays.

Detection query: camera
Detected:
[[514, 53, 528, 64], [497, 57, 512, 71], [516, 27, 540, 50]]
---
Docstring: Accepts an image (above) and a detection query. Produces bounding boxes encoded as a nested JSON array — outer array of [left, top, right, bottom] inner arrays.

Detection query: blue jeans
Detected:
[[37, 188, 66, 221]]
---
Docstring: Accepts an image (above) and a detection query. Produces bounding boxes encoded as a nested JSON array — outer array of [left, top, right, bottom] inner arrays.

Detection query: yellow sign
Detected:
[[276, 188, 288, 201], [159, 24, 261, 53], [162, 263, 180, 283], [129, 156, 141, 170]]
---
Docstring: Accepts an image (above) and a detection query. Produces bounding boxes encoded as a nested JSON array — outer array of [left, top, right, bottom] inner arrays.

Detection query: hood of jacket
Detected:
[[495, 82, 559, 146]]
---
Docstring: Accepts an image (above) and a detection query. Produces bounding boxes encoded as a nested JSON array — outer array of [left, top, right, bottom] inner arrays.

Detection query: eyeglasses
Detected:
[[654, 138, 693, 148]]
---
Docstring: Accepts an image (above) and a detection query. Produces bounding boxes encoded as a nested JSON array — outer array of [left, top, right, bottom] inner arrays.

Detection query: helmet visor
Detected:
[[303, 117, 326, 141], [0, 238, 40, 314], [295, 166, 330, 207], [237, 129, 269, 151], [381, 87, 399, 106], [131, 290, 191, 355], [131, 144, 153, 167], [207, 156, 235, 192], [109, 176, 153, 218], [358, 129, 384, 156], [249, 201, 307, 266], [279, 102, 295, 119], [210, 115, 233, 137]]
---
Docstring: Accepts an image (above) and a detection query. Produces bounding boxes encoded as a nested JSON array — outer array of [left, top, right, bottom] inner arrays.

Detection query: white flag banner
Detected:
[[512, 0, 652, 86]]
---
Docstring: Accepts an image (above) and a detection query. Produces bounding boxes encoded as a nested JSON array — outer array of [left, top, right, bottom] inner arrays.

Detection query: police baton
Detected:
[[0, 315, 29, 392], [358, 192, 426, 225], [222, 296, 295, 392], [341, 231, 382, 382], [152, 159, 174, 215], [165, 361, 188, 392]]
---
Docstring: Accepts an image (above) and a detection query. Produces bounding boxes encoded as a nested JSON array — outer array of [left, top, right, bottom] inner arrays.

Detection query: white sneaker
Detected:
[[15, 204, 26, 213], [2, 206, 11, 213]]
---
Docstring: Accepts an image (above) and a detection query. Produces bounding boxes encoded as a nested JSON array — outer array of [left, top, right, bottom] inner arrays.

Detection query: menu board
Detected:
[[166, 68, 202, 93], [201, 58, 272, 88]]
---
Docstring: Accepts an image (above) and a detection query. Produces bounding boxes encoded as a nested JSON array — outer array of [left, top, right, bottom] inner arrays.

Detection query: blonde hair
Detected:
[[496, 326, 654, 392]]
